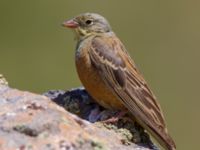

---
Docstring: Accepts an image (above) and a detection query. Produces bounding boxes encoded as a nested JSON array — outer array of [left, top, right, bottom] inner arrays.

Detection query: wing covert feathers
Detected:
[[89, 35, 176, 150]]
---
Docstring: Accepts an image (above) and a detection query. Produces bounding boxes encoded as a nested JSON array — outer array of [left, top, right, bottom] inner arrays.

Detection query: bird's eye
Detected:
[[85, 20, 93, 25]]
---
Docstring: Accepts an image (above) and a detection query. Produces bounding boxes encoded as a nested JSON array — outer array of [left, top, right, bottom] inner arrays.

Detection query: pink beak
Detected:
[[62, 19, 79, 28]]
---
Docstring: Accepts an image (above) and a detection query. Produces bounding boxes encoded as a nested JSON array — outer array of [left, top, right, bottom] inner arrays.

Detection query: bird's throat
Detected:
[[74, 28, 93, 41]]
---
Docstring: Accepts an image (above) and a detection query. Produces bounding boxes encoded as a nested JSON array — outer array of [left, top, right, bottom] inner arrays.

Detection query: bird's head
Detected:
[[62, 13, 112, 40]]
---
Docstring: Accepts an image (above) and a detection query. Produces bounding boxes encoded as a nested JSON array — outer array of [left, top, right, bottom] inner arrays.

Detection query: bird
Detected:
[[62, 13, 176, 150]]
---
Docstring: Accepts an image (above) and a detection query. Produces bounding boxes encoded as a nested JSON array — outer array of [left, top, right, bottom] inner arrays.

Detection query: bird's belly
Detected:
[[75, 54, 125, 110]]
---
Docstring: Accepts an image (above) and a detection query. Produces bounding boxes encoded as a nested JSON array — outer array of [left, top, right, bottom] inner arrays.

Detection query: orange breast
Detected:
[[75, 40, 125, 110]]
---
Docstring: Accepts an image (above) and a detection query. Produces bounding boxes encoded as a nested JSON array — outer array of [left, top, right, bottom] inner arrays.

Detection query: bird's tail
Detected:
[[147, 125, 176, 150]]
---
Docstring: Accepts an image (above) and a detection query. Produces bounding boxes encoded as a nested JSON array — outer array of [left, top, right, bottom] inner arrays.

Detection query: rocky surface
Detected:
[[0, 74, 159, 150]]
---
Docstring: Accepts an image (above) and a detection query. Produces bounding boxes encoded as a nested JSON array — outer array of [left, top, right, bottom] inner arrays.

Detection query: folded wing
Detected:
[[89, 35, 175, 150]]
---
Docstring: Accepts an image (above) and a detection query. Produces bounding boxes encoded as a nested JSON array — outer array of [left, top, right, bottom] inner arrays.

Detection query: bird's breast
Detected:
[[75, 39, 125, 110]]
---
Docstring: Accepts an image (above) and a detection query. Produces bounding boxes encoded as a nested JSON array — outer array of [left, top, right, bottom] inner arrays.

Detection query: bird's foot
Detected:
[[100, 110, 128, 123]]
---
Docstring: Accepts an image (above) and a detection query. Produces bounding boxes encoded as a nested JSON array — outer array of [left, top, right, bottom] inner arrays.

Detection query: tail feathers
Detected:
[[162, 134, 176, 150], [147, 125, 176, 150]]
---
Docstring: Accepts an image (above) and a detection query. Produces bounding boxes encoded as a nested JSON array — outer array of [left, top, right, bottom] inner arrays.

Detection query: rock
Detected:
[[0, 82, 159, 150], [44, 88, 159, 150]]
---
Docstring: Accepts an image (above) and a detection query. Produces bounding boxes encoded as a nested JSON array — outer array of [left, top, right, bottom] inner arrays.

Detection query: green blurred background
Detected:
[[0, 0, 199, 149]]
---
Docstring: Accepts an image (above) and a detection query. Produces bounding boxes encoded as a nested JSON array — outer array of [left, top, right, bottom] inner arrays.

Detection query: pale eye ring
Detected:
[[85, 19, 93, 25]]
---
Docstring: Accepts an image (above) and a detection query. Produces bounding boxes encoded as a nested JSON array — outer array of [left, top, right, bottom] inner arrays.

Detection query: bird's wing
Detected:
[[89, 35, 175, 150]]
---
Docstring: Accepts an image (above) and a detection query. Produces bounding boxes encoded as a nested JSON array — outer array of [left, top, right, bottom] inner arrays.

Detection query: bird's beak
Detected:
[[62, 19, 79, 28]]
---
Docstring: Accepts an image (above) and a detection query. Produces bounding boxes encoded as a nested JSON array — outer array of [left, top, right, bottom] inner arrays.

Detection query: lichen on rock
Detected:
[[0, 74, 8, 86]]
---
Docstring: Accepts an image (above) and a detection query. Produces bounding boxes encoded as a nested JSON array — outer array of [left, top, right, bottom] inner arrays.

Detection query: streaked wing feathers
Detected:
[[90, 37, 126, 88], [89, 35, 175, 149]]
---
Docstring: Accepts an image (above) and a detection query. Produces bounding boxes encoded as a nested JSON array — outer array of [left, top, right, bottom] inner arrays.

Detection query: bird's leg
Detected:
[[100, 110, 128, 123]]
